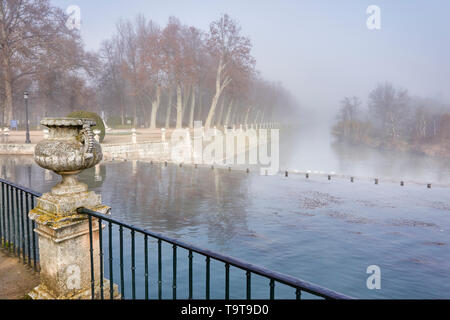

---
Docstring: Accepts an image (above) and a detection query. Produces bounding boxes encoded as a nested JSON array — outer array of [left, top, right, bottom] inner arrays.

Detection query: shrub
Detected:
[[67, 110, 106, 143]]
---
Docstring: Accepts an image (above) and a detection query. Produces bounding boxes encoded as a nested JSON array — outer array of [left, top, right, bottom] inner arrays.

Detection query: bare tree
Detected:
[[204, 14, 255, 129], [94, 13, 299, 129], [368, 83, 409, 142], [0, 0, 82, 125], [336, 96, 361, 138]]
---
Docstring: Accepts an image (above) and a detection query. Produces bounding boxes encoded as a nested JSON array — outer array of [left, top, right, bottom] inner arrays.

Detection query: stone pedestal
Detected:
[[28, 118, 120, 300], [28, 186, 120, 299], [28, 218, 119, 299]]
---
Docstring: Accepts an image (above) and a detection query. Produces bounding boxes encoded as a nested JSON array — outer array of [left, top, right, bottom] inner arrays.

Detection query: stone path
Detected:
[[0, 249, 39, 299]]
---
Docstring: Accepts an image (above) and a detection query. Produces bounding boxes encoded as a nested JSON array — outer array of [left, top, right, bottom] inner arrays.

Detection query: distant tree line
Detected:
[[333, 82, 450, 154], [0, 0, 300, 129]]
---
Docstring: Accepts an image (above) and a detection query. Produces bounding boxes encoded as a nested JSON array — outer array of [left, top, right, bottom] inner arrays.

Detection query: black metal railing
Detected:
[[0, 178, 353, 300], [0, 178, 41, 272], [80, 207, 353, 300]]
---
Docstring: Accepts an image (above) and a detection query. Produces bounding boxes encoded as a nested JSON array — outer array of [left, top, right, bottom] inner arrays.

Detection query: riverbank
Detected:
[[333, 135, 450, 159]]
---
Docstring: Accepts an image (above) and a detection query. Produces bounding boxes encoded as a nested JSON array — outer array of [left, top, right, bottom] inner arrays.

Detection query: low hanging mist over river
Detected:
[[280, 122, 450, 184]]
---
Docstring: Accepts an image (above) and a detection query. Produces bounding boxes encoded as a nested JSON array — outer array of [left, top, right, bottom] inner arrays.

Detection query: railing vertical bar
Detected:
[[20, 190, 25, 263], [131, 229, 136, 300], [172, 245, 177, 300], [158, 239, 162, 300], [15, 188, 21, 259], [6, 185, 12, 252], [31, 195, 37, 271], [119, 225, 124, 298], [0, 183, 4, 248], [25, 193, 31, 267], [205, 256, 210, 300], [246, 271, 251, 300], [88, 215, 95, 299], [13, 188, 17, 256], [14, 189, 18, 258], [296, 288, 302, 300], [270, 279, 275, 300], [188, 250, 193, 300], [1, 183, 5, 248], [17, 189, 21, 259], [3, 182, 6, 249], [15, 188, 21, 260], [6, 185, 10, 253], [225, 263, 230, 300], [98, 218, 104, 300], [108, 221, 114, 300], [10, 186, 15, 255], [144, 234, 149, 300]]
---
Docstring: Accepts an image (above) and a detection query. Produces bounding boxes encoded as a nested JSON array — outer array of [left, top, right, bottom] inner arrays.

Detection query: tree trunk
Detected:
[[216, 97, 225, 127], [150, 85, 161, 129], [205, 57, 230, 129], [244, 105, 252, 125], [197, 90, 203, 124], [231, 103, 239, 125], [224, 99, 234, 128], [254, 109, 261, 124], [121, 98, 125, 126], [205, 90, 221, 129], [189, 87, 196, 128], [181, 84, 190, 125], [133, 87, 138, 127], [260, 109, 266, 124], [1, 45, 13, 126], [176, 84, 183, 129], [2, 68, 13, 126], [165, 87, 173, 128]]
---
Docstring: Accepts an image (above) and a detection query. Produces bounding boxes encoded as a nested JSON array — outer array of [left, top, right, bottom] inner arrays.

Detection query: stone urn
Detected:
[[28, 118, 119, 299], [30, 117, 109, 224]]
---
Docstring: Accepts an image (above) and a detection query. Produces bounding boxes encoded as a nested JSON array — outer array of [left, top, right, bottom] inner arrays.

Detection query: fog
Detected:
[[50, 0, 450, 182], [53, 0, 450, 113]]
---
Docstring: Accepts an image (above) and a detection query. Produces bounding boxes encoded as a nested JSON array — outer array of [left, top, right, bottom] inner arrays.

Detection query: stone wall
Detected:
[[101, 141, 171, 161], [0, 144, 35, 155]]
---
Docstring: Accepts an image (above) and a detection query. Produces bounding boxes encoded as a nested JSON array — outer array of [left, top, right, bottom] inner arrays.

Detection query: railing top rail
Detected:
[[0, 178, 42, 198], [78, 207, 354, 300]]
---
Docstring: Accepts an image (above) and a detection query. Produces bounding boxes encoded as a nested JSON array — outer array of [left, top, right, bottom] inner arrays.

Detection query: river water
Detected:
[[1, 126, 449, 299]]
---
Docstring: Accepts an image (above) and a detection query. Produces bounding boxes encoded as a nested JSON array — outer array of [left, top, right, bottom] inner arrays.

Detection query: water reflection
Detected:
[[96, 162, 252, 245], [0, 156, 252, 245], [0, 156, 34, 187], [280, 126, 450, 183]]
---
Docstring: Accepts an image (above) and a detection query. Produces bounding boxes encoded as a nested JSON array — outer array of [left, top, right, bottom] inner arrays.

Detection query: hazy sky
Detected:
[[51, 0, 450, 122]]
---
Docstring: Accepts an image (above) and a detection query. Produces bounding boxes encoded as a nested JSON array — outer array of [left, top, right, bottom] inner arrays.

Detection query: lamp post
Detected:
[[24, 91, 31, 144]]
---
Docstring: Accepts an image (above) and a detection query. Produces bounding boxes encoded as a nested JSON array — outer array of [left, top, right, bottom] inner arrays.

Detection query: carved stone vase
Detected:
[[28, 118, 118, 300], [30, 118, 109, 224]]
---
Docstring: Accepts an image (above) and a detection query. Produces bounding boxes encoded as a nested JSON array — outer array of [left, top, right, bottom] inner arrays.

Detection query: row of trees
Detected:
[[333, 82, 450, 147], [0, 0, 300, 129], [96, 14, 299, 129]]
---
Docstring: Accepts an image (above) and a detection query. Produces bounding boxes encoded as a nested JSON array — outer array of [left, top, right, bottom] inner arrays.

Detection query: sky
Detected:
[[51, 0, 450, 123]]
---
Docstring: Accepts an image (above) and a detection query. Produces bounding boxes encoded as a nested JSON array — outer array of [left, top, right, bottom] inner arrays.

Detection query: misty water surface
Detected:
[[1, 130, 449, 299]]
